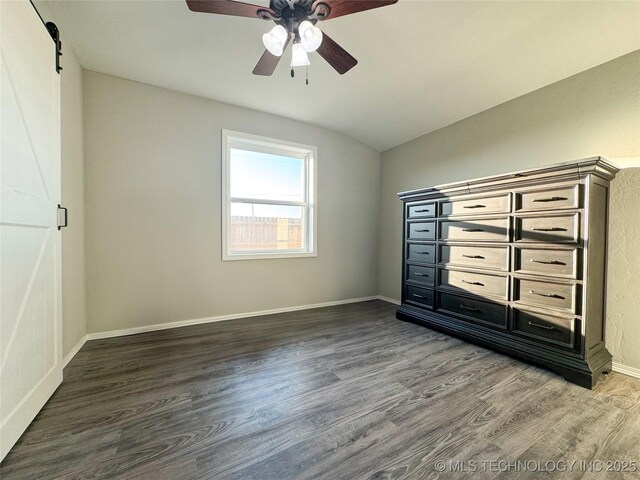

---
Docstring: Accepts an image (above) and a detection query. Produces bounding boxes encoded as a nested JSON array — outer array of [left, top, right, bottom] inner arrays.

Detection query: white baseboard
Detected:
[[63, 334, 88, 368], [62, 301, 640, 385], [85, 296, 380, 341], [612, 362, 640, 380], [376, 295, 401, 305]]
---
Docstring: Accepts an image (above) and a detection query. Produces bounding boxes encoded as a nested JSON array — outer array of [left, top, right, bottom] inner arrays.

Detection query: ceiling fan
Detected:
[[186, 0, 398, 77]]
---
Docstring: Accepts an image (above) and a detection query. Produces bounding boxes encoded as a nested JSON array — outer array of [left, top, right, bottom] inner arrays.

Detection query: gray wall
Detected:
[[378, 51, 640, 369], [83, 71, 381, 334], [606, 168, 640, 369]]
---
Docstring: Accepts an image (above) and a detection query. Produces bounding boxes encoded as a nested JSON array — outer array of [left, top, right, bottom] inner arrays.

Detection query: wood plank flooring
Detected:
[[1, 300, 639, 479]]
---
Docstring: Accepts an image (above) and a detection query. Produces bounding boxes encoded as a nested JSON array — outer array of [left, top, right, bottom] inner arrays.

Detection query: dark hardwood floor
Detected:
[[2, 300, 640, 479]]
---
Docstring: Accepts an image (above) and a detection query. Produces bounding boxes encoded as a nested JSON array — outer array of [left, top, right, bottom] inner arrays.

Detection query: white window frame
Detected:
[[221, 129, 317, 261]]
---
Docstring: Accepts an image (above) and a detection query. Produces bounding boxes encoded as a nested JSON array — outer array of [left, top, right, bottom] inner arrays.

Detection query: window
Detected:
[[222, 130, 317, 260]]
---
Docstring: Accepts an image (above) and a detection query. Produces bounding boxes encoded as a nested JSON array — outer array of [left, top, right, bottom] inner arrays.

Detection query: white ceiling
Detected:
[[42, 0, 640, 151]]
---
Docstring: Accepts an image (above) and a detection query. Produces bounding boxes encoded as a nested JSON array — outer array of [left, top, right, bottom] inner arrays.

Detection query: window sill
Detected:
[[222, 251, 317, 261]]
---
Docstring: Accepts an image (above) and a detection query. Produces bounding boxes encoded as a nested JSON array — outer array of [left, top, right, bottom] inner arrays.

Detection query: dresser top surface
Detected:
[[398, 157, 618, 201]]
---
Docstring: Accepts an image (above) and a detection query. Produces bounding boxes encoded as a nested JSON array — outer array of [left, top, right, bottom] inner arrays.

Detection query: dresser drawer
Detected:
[[439, 217, 509, 242], [440, 193, 510, 217], [514, 247, 579, 279], [407, 243, 436, 263], [406, 285, 434, 308], [517, 184, 580, 212], [407, 265, 435, 286], [514, 278, 577, 313], [408, 221, 436, 241], [408, 202, 436, 219], [438, 292, 507, 328], [515, 213, 579, 243], [439, 244, 509, 271], [439, 268, 508, 299], [513, 308, 575, 349]]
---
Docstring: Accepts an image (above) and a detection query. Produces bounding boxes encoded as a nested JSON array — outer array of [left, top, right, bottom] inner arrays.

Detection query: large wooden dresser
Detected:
[[396, 158, 618, 388]]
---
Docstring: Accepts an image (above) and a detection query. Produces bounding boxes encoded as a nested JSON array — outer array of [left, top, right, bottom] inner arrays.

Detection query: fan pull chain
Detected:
[[290, 68, 294, 78], [305, 64, 309, 85]]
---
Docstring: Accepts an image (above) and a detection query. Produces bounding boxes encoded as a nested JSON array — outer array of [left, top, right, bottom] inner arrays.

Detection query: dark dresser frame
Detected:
[[396, 157, 618, 388]]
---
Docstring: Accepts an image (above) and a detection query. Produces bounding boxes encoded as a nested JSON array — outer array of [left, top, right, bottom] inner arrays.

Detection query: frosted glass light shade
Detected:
[[299, 20, 322, 52], [290, 42, 310, 67], [262, 25, 288, 56]]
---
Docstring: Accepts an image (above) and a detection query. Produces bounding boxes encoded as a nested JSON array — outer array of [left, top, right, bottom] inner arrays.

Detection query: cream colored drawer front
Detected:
[[515, 278, 576, 313], [440, 193, 510, 217], [439, 245, 509, 271], [515, 247, 579, 279], [438, 268, 508, 299], [515, 213, 579, 243], [517, 184, 579, 212], [439, 217, 509, 242]]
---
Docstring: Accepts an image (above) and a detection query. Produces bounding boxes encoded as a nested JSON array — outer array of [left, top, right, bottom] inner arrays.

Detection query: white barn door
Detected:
[[0, 0, 63, 460]]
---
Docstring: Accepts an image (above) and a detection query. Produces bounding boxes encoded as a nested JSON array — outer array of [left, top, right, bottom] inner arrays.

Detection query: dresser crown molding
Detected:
[[396, 157, 617, 388], [398, 157, 619, 202]]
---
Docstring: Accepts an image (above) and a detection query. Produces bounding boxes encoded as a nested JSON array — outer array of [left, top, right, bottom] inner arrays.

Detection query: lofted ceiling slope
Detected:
[[41, 0, 640, 151]]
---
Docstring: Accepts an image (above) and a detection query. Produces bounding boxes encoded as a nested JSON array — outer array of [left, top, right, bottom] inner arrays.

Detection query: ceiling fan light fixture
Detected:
[[290, 42, 310, 67], [262, 25, 288, 56], [298, 20, 323, 52]]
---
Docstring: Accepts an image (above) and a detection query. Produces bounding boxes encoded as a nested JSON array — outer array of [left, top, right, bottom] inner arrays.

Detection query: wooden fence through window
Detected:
[[230, 216, 302, 251]]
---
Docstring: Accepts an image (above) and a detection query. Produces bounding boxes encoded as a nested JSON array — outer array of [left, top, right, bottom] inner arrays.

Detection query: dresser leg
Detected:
[[559, 357, 612, 389]]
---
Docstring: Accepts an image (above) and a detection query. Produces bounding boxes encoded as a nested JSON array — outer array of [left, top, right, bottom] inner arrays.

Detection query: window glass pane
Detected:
[[230, 203, 304, 252], [230, 148, 304, 202]]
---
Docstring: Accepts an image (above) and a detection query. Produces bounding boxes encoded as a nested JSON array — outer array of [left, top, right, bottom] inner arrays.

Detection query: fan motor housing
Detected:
[[270, 0, 313, 17], [259, 0, 329, 32]]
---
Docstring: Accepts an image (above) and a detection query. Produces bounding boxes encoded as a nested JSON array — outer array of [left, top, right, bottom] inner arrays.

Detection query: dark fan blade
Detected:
[[316, 32, 357, 74], [314, 0, 397, 20], [252, 37, 291, 76], [186, 0, 274, 19]]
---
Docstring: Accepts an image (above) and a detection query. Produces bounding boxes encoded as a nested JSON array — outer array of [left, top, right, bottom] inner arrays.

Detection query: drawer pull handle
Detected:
[[414, 209, 431, 213], [415, 229, 430, 232], [463, 204, 486, 209], [528, 321, 556, 331], [532, 227, 567, 232], [462, 254, 485, 259], [462, 228, 483, 232], [529, 290, 565, 299], [530, 259, 566, 265], [416, 251, 431, 255], [459, 304, 480, 313], [412, 294, 427, 299], [462, 280, 484, 286], [532, 196, 568, 203], [414, 273, 429, 277]]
